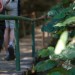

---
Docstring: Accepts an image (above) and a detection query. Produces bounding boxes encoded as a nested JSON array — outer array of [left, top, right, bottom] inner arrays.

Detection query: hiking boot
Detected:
[[5, 45, 15, 61]]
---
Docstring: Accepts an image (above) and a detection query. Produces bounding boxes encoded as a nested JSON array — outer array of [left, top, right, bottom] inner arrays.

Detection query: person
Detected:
[[0, 0, 3, 12], [3, 0, 18, 61], [0, 10, 5, 52]]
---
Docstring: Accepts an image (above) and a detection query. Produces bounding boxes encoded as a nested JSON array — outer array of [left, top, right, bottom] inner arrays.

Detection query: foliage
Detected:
[[60, 43, 75, 60], [35, 0, 75, 75], [68, 68, 75, 75], [63, 17, 75, 26], [54, 16, 75, 27], [47, 67, 69, 75], [35, 59, 58, 72], [54, 31, 68, 55], [41, 0, 75, 33], [37, 47, 54, 58]]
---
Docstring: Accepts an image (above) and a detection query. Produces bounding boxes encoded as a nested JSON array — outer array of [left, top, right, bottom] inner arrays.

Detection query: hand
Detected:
[[5, 0, 10, 5]]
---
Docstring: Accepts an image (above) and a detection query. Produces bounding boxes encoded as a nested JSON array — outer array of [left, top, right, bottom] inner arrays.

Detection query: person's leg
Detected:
[[6, 20, 15, 61], [0, 29, 5, 51], [8, 8, 18, 47], [4, 27, 9, 51], [4, 29, 15, 61], [4, 19, 15, 61], [0, 19, 5, 51], [5, 25, 15, 61], [9, 28, 15, 46], [4, 10, 9, 51], [4, 0, 18, 60], [4, 26, 10, 60]]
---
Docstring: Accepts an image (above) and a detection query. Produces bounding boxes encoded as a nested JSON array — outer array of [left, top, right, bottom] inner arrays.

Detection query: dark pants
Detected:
[[0, 11, 5, 51]]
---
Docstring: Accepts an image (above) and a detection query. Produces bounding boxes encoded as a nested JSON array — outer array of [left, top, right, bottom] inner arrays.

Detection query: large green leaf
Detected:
[[68, 68, 75, 75], [54, 31, 68, 55], [63, 16, 75, 26], [53, 11, 66, 20], [60, 44, 75, 59], [35, 59, 58, 72], [54, 22, 63, 27], [47, 67, 69, 75], [54, 16, 75, 28], [53, 2, 75, 20]]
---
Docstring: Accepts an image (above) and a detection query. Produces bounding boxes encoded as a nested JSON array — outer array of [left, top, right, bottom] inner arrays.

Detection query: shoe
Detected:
[[5, 54, 15, 61], [5, 45, 15, 61]]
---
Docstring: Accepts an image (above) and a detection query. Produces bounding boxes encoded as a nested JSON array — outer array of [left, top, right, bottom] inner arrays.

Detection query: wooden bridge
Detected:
[[0, 26, 48, 75]]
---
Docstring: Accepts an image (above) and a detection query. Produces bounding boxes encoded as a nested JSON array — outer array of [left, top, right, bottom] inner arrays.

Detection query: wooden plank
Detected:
[[0, 26, 44, 74]]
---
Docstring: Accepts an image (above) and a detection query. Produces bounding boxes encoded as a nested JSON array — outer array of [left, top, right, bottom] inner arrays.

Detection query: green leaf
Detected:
[[48, 72, 62, 75], [68, 68, 75, 75], [53, 7, 72, 20], [54, 16, 75, 27], [54, 31, 68, 55], [47, 10, 57, 16], [35, 59, 58, 72], [54, 23, 63, 27], [47, 67, 69, 75], [37, 48, 50, 58], [60, 44, 75, 59], [63, 16, 75, 26], [47, 46, 55, 54]]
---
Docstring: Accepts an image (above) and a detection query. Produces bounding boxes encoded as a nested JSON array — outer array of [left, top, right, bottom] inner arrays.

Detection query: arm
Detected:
[[0, 0, 3, 12], [5, 0, 10, 5]]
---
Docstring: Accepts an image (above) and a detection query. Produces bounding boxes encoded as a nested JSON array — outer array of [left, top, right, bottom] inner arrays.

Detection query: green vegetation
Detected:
[[34, 0, 75, 75]]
